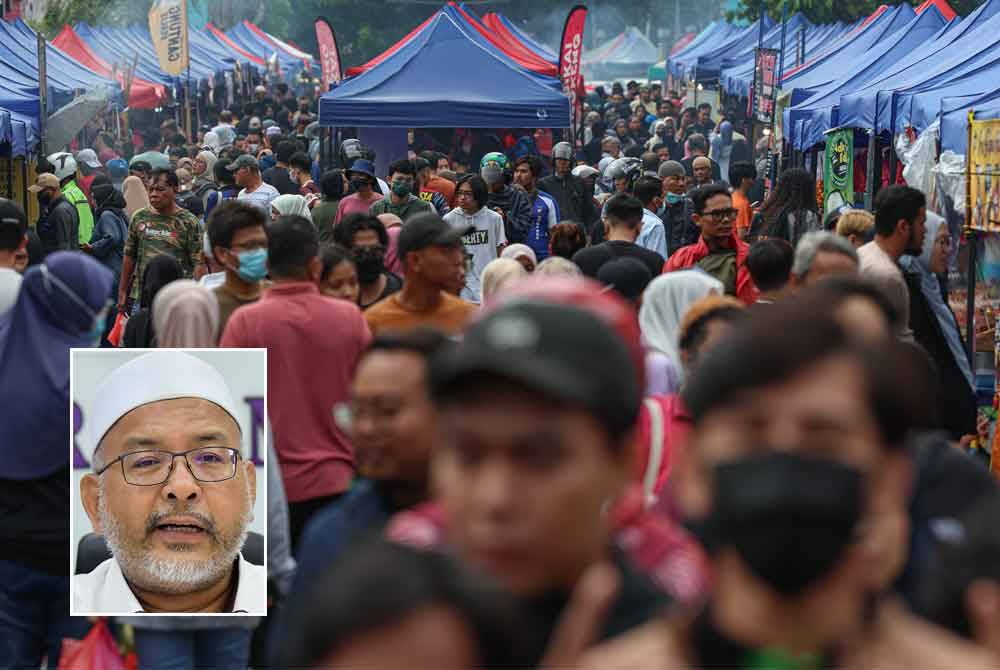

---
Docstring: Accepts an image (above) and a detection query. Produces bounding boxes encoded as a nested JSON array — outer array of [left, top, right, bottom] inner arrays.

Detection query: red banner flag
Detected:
[[558, 5, 587, 139], [315, 18, 342, 92]]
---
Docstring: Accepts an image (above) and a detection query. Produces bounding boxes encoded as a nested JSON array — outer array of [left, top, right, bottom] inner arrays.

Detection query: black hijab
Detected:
[[122, 254, 183, 348]]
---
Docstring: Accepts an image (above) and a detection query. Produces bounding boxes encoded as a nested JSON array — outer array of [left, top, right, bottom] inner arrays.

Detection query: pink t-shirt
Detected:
[[220, 282, 372, 502], [334, 192, 382, 226]]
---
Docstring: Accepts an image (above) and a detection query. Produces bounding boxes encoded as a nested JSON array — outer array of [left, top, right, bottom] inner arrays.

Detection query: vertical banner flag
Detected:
[[751, 47, 779, 125], [315, 18, 343, 92], [823, 127, 854, 214], [149, 0, 189, 76], [559, 5, 587, 143], [968, 117, 1000, 232]]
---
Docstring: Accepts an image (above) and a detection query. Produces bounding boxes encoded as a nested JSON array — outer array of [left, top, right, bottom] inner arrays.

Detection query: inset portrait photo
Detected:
[[70, 348, 267, 616]]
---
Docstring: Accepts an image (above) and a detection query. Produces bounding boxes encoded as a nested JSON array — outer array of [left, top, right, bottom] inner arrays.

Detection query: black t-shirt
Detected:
[[262, 166, 300, 195], [0, 468, 73, 575], [572, 240, 665, 279], [360, 271, 403, 310]]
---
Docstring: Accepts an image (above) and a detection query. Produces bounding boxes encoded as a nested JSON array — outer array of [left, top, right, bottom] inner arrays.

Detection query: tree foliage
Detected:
[[731, 0, 984, 23]]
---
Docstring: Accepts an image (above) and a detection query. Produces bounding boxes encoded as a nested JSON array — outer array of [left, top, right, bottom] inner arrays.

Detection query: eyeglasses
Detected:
[[702, 208, 739, 221], [95, 447, 242, 486]]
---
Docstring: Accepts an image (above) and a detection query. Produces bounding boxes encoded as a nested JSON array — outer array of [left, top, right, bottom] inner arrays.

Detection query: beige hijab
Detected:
[[122, 176, 151, 221], [152, 280, 220, 347], [480, 258, 527, 305]]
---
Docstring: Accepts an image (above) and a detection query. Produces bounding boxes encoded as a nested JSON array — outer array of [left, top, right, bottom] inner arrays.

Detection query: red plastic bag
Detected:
[[107, 311, 127, 347], [59, 619, 126, 670]]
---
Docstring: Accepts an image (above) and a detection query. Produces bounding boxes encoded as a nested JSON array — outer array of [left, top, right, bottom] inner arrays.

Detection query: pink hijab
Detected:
[[152, 280, 220, 347], [377, 214, 404, 275]]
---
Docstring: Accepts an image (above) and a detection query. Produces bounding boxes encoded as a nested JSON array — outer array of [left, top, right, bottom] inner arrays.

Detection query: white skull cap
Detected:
[[86, 351, 243, 464]]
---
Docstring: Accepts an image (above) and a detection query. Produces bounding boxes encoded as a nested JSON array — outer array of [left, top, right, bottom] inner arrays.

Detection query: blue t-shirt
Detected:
[[525, 190, 560, 262]]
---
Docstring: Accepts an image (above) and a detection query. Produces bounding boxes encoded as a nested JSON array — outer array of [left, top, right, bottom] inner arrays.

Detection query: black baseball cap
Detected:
[[397, 213, 472, 263], [430, 300, 641, 436]]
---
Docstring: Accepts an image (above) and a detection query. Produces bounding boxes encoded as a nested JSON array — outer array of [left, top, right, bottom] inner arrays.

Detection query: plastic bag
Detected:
[[58, 619, 126, 670], [107, 311, 127, 348]]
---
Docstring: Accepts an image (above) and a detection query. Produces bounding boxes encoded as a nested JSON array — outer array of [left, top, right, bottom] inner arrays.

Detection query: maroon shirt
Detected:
[[220, 282, 372, 502]]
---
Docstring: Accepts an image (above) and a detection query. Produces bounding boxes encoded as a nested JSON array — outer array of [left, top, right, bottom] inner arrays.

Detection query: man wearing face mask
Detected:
[[658, 161, 696, 257], [342, 214, 403, 310], [662, 305, 917, 667], [369, 160, 432, 222], [30, 173, 79, 256], [480, 152, 532, 245], [207, 202, 270, 340], [335, 159, 383, 226]]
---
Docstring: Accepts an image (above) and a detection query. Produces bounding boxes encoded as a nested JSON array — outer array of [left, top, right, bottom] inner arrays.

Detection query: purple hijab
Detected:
[[0, 252, 113, 479]]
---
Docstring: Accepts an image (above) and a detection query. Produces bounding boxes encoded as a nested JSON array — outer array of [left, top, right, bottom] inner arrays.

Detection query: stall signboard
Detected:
[[823, 128, 854, 214]]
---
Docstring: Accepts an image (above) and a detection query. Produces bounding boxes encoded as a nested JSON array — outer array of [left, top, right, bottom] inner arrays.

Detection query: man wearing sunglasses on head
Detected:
[[663, 184, 758, 304], [76, 351, 264, 615]]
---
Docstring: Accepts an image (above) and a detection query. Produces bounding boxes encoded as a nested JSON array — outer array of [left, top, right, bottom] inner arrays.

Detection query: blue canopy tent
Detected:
[[75, 24, 175, 86], [225, 21, 305, 77], [782, 4, 917, 99], [941, 90, 1000, 153], [786, 6, 948, 149], [668, 21, 745, 79], [670, 17, 772, 81], [695, 14, 811, 84], [838, 0, 1000, 135], [318, 9, 570, 128], [0, 20, 119, 114], [0, 106, 37, 157], [80, 24, 224, 86], [720, 21, 848, 98]]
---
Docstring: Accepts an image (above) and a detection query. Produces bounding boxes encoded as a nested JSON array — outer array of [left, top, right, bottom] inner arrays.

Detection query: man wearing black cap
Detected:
[[231, 155, 280, 215], [539, 142, 598, 241], [263, 140, 300, 195], [428, 298, 668, 664], [364, 212, 475, 336]]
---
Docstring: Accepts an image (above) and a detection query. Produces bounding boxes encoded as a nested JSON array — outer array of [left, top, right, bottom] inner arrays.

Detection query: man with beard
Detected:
[[76, 351, 263, 615], [858, 185, 927, 341]]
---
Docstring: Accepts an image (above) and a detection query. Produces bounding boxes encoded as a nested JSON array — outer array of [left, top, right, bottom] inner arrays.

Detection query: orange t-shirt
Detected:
[[733, 190, 753, 236], [365, 291, 476, 336]]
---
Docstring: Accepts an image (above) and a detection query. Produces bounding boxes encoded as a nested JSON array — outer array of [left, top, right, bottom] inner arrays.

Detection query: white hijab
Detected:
[[639, 270, 724, 384], [271, 194, 311, 221]]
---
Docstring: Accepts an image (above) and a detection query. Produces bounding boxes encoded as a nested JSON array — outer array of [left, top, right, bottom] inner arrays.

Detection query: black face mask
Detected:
[[350, 177, 370, 193], [703, 451, 863, 596], [37, 192, 52, 207], [353, 247, 385, 283]]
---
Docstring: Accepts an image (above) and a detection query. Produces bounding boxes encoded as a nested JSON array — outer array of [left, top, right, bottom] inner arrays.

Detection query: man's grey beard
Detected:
[[97, 474, 253, 597]]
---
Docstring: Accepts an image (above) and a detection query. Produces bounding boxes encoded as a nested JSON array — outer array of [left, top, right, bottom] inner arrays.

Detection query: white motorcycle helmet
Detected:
[[47, 152, 78, 181]]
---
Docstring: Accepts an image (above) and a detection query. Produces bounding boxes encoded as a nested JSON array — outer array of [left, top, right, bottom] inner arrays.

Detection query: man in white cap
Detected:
[[75, 351, 265, 614]]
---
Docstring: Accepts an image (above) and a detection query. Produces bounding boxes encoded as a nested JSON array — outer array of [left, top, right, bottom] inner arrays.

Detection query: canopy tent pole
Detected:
[[966, 110, 976, 366], [37, 32, 48, 156], [186, 63, 193, 142], [864, 129, 876, 211]]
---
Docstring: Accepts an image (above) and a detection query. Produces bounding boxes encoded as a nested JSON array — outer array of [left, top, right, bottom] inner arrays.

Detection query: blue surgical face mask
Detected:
[[665, 192, 683, 205], [235, 248, 268, 283]]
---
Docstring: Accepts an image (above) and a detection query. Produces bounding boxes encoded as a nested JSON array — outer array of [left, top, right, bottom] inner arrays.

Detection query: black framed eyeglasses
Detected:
[[95, 447, 242, 486], [702, 208, 739, 221]]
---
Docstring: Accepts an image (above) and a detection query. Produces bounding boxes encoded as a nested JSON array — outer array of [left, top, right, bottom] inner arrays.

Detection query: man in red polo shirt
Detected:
[[663, 183, 758, 305], [220, 214, 372, 547]]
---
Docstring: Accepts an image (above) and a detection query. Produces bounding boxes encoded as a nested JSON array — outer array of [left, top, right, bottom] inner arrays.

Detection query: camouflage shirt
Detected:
[[124, 207, 203, 301]]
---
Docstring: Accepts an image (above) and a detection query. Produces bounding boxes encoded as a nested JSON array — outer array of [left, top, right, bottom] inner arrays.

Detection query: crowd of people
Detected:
[[0, 76, 998, 668]]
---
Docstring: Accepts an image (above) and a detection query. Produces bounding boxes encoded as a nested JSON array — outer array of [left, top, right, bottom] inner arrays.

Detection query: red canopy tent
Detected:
[[449, 3, 557, 76], [915, 0, 956, 20], [204, 22, 267, 67], [52, 24, 166, 109]]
